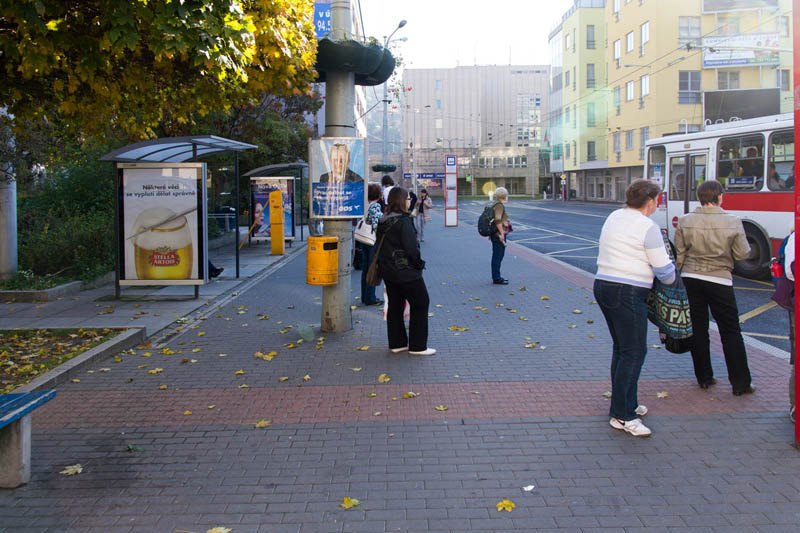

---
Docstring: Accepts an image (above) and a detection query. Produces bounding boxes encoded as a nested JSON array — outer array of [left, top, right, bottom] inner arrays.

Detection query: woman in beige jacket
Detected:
[[675, 180, 755, 396]]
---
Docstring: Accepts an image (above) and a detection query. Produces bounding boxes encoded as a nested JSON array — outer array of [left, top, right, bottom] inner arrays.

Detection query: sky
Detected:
[[358, 0, 576, 69]]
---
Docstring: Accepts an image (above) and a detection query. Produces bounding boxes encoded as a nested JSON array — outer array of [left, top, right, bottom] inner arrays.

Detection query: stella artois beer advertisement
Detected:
[[118, 163, 207, 285]]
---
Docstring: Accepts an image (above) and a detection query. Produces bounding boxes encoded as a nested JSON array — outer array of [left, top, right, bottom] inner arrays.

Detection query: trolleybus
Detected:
[[645, 113, 794, 278]]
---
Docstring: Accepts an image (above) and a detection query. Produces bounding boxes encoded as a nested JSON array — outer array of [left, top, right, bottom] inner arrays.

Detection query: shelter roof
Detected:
[[100, 136, 257, 163]]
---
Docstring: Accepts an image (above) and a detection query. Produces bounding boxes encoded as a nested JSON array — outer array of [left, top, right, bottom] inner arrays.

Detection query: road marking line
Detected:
[[742, 332, 790, 340], [733, 275, 774, 287], [507, 203, 609, 218], [739, 301, 778, 323], [546, 245, 600, 256], [734, 286, 775, 292]]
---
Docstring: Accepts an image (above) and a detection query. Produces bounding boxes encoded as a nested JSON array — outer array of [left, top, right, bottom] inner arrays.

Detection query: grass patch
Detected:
[[0, 270, 73, 291], [1, 328, 122, 394]]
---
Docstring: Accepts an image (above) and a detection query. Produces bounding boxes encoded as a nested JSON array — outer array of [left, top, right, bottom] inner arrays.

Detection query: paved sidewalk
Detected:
[[2, 209, 799, 533]]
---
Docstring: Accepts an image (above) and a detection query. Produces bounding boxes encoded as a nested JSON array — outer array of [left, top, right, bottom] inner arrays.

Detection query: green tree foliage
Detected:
[[0, 0, 318, 139]]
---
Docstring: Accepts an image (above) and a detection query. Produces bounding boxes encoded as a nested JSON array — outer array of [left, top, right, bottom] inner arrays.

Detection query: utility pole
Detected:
[[320, 0, 356, 333]]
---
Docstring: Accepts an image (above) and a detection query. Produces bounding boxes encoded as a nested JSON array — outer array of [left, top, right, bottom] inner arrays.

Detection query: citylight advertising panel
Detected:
[[250, 178, 294, 241], [309, 137, 366, 219], [118, 163, 207, 286], [444, 155, 458, 227], [702, 34, 781, 67]]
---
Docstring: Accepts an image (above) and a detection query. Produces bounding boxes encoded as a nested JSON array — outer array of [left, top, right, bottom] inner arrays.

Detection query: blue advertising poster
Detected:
[[251, 178, 294, 240], [309, 138, 366, 218], [314, 3, 331, 38]]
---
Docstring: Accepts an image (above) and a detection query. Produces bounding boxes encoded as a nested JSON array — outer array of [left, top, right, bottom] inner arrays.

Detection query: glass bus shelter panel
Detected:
[[768, 130, 795, 191], [716, 134, 765, 191]]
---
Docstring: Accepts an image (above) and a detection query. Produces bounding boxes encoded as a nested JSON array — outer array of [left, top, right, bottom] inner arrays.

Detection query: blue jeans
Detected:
[[594, 279, 651, 422], [360, 243, 378, 304], [490, 234, 505, 281]]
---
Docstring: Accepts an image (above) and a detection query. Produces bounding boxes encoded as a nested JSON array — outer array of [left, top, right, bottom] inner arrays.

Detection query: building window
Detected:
[[613, 40, 621, 67], [613, 0, 620, 16], [640, 22, 649, 55], [435, 118, 443, 129], [716, 14, 740, 36], [641, 74, 650, 96], [613, 132, 621, 153], [587, 103, 596, 127], [586, 25, 596, 49], [586, 103, 596, 127], [639, 127, 649, 160], [573, 104, 576, 127], [626, 130, 634, 151], [565, 143, 571, 160], [492, 157, 503, 168], [678, 70, 701, 104], [565, 33, 571, 51], [573, 66, 576, 90], [435, 99, 442, 110], [626, 31, 634, 53], [587, 141, 597, 161], [778, 16, 790, 37], [434, 79, 442, 91], [717, 71, 740, 90], [572, 29, 576, 52], [564, 69, 570, 88], [586, 64, 595, 88], [613, 86, 621, 113], [565, 106, 570, 125], [777, 69, 791, 91], [678, 16, 701, 46], [626, 81, 635, 101]]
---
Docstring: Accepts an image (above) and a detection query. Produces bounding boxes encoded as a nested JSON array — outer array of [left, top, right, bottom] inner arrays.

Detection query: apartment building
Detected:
[[400, 65, 549, 197], [549, 0, 793, 203], [557, 0, 608, 200]]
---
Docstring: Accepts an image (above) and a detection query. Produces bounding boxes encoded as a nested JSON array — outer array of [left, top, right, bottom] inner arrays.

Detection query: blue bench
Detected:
[[0, 390, 56, 488]]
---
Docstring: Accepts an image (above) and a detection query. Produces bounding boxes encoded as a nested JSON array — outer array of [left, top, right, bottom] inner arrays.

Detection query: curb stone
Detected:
[[13, 327, 146, 393]]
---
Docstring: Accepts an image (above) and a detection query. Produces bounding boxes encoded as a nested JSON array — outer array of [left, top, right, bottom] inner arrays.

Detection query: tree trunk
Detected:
[[0, 179, 17, 280]]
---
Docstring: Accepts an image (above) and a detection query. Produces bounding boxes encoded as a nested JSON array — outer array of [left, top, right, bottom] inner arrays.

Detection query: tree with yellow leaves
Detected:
[[0, 0, 318, 139]]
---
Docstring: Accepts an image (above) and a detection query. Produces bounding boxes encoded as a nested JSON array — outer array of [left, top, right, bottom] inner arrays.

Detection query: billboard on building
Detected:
[[703, 0, 778, 12], [702, 34, 781, 67], [704, 88, 780, 124]]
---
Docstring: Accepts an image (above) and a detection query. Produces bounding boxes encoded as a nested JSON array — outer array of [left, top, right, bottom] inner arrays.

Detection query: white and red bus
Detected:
[[645, 113, 795, 278]]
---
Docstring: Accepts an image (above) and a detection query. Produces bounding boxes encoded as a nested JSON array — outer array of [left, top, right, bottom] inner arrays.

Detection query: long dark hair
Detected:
[[386, 186, 409, 214]]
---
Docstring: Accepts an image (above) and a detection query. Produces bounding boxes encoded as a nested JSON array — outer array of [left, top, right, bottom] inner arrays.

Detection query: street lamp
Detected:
[[382, 20, 407, 166]]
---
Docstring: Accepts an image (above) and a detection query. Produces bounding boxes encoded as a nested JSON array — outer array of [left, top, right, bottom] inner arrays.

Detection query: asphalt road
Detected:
[[460, 198, 791, 354]]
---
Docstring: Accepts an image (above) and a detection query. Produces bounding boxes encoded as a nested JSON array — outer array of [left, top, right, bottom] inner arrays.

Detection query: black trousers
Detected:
[[384, 277, 429, 352], [683, 276, 752, 393]]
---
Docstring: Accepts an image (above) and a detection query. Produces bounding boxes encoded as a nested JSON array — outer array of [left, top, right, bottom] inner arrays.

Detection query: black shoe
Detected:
[[733, 385, 756, 396], [493, 278, 509, 285], [210, 267, 224, 278], [699, 378, 717, 389]]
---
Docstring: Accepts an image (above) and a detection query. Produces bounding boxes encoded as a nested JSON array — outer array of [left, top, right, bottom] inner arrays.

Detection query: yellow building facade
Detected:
[[558, 0, 795, 203]]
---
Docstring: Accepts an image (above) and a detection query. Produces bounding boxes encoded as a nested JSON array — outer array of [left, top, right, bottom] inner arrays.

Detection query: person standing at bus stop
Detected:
[[675, 180, 755, 396]]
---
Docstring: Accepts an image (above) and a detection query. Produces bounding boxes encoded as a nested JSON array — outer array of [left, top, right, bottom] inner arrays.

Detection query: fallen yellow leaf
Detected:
[[351, 367, 363, 372], [59, 464, 83, 476], [279, 377, 289, 382], [657, 391, 669, 398], [368, 393, 377, 398], [208, 405, 216, 409], [198, 332, 206, 336], [184, 410, 192, 415], [234, 369, 245, 375], [71, 379, 80, 383], [356, 345, 370, 351], [254, 419, 272, 428], [238, 384, 249, 389], [148, 368, 163, 375], [435, 405, 449, 411], [540, 296, 550, 300], [142, 352, 152, 357], [377, 373, 391, 383], [303, 374, 311, 381], [340, 496, 361, 509], [402, 391, 419, 399], [158, 385, 167, 390], [206, 528, 232, 533], [496, 499, 516, 512]]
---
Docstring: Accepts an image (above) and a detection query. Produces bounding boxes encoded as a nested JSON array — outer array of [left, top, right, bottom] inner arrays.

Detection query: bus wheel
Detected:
[[733, 224, 769, 280]]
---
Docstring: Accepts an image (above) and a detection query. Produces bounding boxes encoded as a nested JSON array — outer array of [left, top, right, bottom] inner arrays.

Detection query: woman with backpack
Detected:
[[376, 186, 434, 356]]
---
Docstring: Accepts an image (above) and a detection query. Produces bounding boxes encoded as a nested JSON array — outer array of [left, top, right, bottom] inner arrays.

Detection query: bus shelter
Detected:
[[243, 162, 309, 244], [100, 136, 257, 298]]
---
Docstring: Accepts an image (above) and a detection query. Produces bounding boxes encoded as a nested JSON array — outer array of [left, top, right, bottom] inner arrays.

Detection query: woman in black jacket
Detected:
[[376, 187, 435, 355]]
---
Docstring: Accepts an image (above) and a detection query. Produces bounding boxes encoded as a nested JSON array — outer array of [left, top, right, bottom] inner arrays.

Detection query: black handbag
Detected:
[[659, 331, 693, 354], [365, 234, 385, 287]]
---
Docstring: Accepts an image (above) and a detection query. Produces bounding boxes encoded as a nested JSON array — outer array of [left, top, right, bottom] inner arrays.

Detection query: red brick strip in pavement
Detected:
[[34, 376, 785, 429]]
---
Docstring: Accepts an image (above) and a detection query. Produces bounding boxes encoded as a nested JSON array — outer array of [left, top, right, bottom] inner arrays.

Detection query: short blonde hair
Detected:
[[494, 187, 508, 201]]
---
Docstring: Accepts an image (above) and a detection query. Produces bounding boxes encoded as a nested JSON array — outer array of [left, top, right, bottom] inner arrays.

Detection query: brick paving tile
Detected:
[[2, 210, 799, 532]]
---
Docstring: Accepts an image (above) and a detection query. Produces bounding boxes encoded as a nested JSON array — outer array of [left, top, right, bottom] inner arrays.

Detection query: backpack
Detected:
[[477, 203, 499, 237]]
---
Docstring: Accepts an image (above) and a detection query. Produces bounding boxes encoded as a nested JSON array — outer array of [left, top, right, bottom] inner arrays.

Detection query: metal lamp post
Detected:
[[382, 20, 407, 165]]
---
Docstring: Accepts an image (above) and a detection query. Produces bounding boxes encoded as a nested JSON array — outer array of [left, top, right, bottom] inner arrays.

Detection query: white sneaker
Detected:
[[390, 346, 408, 353], [609, 417, 652, 437], [409, 348, 436, 356], [635, 405, 648, 416]]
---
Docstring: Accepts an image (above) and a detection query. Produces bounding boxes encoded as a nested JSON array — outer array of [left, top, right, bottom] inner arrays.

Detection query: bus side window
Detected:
[[768, 130, 795, 191], [718, 134, 765, 191]]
